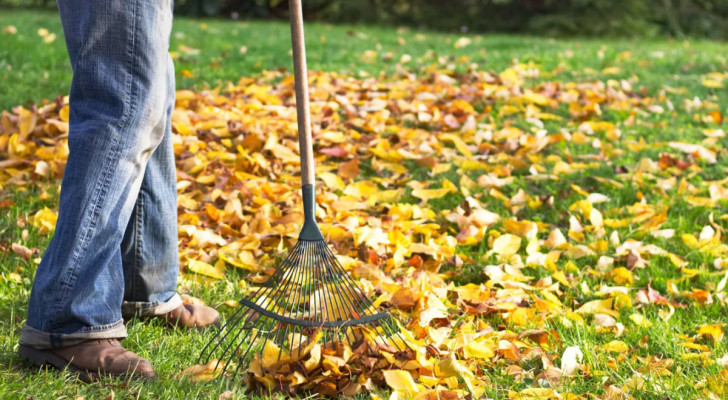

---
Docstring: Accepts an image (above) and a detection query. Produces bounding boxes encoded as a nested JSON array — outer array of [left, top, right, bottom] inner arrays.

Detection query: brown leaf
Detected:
[[12, 243, 33, 260], [338, 159, 359, 180], [390, 288, 417, 310]]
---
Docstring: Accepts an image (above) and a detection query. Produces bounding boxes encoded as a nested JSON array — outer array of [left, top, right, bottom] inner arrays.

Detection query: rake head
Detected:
[[199, 185, 408, 377]]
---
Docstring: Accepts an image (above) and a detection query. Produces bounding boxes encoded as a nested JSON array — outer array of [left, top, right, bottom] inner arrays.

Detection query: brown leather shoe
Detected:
[[18, 339, 155, 382], [162, 304, 221, 329]]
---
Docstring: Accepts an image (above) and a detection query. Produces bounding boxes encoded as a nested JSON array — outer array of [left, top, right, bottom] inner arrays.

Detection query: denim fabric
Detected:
[[20, 0, 180, 350]]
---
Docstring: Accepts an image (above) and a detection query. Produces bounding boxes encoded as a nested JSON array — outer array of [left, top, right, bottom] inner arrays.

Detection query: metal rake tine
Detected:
[[197, 301, 248, 365], [312, 251, 327, 349], [317, 242, 358, 350], [319, 244, 377, 311], [251, 244, 305, 320], [300, 242, 318, 317], [269, 245, 306, 355], [383, 316, 410, 352], [216, 257, 302, 376], [310, 241, 324, 328], [219, 323, 255, 377], [202, 304, 259, 368], [299, 241, 314, 322], [318, 243, 379, 323], [246, 241, 302, 303], [287, 242, 309, 321], [210, 313, 254, 376], [247, 242, 302, 308], [318, 241, 406, 352], [258, 322, 279, 365], [315, 245, 338, 351], [297, 241, 315, 333], [274, 244, 309, 360], [314, 241, 345, 350], [231, 317, 272, 378], [215, 306, 265, 375]]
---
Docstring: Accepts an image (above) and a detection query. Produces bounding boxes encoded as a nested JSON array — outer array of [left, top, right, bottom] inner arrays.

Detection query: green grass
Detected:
[[2, 9, 728, 111], [2, 8, 728, 400]]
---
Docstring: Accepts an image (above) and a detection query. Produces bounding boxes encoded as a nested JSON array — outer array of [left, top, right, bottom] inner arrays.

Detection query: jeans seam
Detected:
[[132, 194, 144, 300], [116, 0, 139, 131]]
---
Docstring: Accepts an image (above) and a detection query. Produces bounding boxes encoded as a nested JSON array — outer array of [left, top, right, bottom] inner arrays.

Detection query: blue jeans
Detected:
[[19, 0, 181, 349]]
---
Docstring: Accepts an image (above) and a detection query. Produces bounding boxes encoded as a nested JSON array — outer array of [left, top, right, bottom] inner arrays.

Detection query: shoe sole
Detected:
[[18, 345, 155, 382]]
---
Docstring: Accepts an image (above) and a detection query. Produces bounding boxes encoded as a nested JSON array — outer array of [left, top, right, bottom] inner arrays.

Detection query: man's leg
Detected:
[[120, 54, 181, 318], [118, 55, 220, 329], [19, 0, 173, 377]]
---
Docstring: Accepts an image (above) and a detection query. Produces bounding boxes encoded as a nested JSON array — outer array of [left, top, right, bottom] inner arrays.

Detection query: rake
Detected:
[[198, 0, 407, 377]]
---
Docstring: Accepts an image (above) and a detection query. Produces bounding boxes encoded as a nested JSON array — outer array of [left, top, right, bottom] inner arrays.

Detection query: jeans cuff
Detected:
[[121, 292, 182, 319], [18, 319, 127, 350]]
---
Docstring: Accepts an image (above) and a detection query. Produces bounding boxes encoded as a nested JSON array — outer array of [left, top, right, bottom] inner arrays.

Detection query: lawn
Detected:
[[2, 8, 728, 400]]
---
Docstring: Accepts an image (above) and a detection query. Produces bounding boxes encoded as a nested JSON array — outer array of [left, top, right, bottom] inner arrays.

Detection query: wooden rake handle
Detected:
[[289, 0, 315, 186]]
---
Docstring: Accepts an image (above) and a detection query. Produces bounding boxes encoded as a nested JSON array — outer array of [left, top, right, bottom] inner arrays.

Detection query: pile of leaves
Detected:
[[2, 61, 728, 399]]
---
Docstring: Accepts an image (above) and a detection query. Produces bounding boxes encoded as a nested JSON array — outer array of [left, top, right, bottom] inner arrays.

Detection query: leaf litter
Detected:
[[2, 60, 728, 398]]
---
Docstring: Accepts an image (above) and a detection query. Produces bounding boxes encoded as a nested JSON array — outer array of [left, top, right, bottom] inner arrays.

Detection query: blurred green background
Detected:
[[3, 0, 728, 39]]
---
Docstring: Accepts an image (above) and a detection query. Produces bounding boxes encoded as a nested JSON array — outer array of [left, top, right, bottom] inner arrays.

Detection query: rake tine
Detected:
[[197, 301, 247, 365], [231, 318, 268, 378], [315, 242, 344, 350], [205, 306, 257, 368], [318, 245, 389, 345], [218, 247, 303, 371], [269, 248, 304, 356], [276, 245, 308, 359], [216, 307, 264, 375]]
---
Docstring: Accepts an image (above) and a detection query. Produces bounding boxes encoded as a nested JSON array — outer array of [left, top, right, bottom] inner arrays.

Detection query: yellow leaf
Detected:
[[499, 68, 521, 85], [59, 105, 70, 122], [707, 370, 728, 397], [629, 313, 652, 328], [464, 340, 495, 360], [681, 233, 700, 249], [606, 267, 634, 286], [383, 370, 419, 394], [186, 258, 225, 280], [441, 178, 457, 193], [218, 249, 258, 271], [412, 188, 451, 202], [697, 323, 724, 344], [29, 207, 57, 234], [431, 163, 452, 175], [507, 307, 531, 326], [603, 340, 629, 353], [589, 208, 603, 229], [261, 340, 290, 368], [492, 234, 522, 256], [505, 219, 538, 238], [440, 133, 472, 157], [18, 108, 37, 139], [303, 343, 321, 372], [371, 189, 404, 203], [344, 181, 379, 198], [319, 171, 344, 190], [575, 298, 613, 315], [702, 79, 724, 88]]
